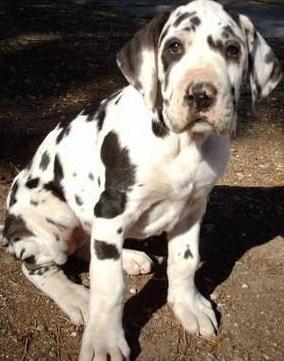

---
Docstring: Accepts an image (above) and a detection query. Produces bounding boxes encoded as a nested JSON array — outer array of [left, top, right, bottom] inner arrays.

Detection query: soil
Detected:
[[0, 1, 283, 361]]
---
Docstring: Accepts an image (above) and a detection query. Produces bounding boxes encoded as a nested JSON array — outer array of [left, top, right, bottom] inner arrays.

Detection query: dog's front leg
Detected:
[[167, 200, 218, 337], [79, 216, 130, 361]]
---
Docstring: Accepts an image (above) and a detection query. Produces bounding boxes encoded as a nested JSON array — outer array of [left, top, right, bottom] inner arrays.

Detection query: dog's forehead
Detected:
[[163, 0, 242, 41]]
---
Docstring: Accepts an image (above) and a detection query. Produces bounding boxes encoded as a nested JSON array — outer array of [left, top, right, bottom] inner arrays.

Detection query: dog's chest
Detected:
[[129, 135, 230, 238]]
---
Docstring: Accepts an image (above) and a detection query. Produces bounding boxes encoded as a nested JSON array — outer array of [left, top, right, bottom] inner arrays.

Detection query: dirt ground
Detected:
[[0, 1, 284, 361]]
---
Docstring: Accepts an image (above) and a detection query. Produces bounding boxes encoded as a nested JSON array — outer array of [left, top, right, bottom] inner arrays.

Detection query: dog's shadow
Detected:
[[122, 185, 284, 360]]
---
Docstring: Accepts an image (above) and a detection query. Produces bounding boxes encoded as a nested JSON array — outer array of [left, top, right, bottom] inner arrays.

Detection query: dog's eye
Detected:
[[226, 42, 241, 59], [168, 40, 183, 55]]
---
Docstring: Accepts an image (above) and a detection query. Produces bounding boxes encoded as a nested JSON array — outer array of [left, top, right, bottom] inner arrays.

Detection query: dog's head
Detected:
[[117, 0, 282, 135]]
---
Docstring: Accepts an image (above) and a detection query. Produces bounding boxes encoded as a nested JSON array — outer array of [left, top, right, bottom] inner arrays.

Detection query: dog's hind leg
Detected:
[[22, 255, 89, 325]]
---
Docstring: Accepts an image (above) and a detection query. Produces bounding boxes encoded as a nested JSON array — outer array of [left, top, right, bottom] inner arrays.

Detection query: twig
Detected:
[[20, 337, 30, 361], [56, 326, 62, 361]]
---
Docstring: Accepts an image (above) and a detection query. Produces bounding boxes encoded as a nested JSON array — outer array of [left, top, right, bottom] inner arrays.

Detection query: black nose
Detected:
[[188, 82, 217, 111]]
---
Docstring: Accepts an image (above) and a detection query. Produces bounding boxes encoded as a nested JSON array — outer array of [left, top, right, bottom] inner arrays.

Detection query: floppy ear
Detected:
[[117, 12, 170, 110], [239, 15, 282, 106]]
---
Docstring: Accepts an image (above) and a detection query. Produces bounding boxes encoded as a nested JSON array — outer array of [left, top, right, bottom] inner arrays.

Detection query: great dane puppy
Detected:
[[1, 1, 281, 360]]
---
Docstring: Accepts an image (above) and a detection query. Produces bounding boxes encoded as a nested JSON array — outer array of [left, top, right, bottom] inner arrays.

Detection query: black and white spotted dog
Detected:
[[1, 1, 281, 360]]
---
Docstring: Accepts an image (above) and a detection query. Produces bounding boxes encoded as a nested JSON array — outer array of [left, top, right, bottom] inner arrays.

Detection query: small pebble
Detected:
[[36, 324, 45, 332], [242, 283, 249, 289], [71, 331, 77, 337], [129, 288, 137, 295]]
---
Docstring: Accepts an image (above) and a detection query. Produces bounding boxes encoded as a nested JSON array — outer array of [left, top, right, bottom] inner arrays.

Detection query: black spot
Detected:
[[117, 227, 123, 234], [83, 101, 106, 131], [75, 195, 83, 206], [94, 240, 120, 260], [98, 177, 101, 187], [3, 214, 34, 243], [54, 155, 64, 182], [94, 189, 126, 219], [191, 16, 201, 26], [56, 124, 71, 144], [265, 50, 275, 64], [26, 177, 40, 189], [30, 200, 38, 206], [152, 111, 169, 138], [20, 248, 25, 260], [82, 101, 100, 120], [39, 151, 51, 170], [173, 11, 196, 28], [94, 131, 136, 218], [73, 172, 77, 177], [89, 173, 94, 181], [45, 154, 66, 201], [184, 246, 193, 259], [9, 180, 19, 207], [43, 181, 65, 202]]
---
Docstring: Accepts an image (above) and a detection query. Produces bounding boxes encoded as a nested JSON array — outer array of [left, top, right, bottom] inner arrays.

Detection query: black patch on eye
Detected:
[[56, 124, 71, 144], [9, 180, 19, 207], [173, 11, 196, 28], [30, 200, 38, 206], [26, 177, 40, 189], [3, 214, 34, 243], [94, 131, 136, 219], [117, 227, 123, 234], [184, 245, 193, 259], [94, 240, 120, 260], [39, 151, 51, 170], [207, 35, 240, 63], [75, 195, 83, 206], [152, 111, 169, 138], [162, 38, 184, 88], [89, 173, 94, 181]]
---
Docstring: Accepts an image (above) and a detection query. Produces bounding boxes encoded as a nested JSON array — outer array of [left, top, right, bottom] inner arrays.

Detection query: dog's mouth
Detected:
[[187, 115, 214, 133]]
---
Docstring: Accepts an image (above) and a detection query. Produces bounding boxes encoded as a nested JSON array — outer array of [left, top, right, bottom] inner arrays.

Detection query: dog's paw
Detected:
[[122, 249, 153, 276], [60, 284, 89, 326], [79, 326, 130, 361], [171, 291, 218, 337]]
